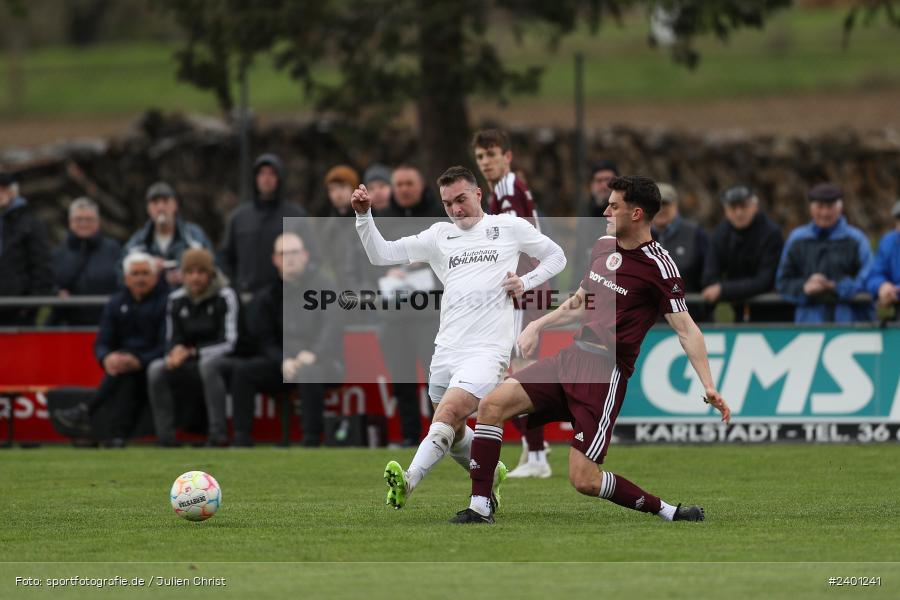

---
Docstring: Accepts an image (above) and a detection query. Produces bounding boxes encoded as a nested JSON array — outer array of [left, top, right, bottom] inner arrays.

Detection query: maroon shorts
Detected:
[[514, 344, 626, 464]]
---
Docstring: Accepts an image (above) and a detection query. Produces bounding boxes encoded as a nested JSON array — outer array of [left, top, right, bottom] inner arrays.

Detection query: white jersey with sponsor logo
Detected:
[[401, 213, 558, 355]]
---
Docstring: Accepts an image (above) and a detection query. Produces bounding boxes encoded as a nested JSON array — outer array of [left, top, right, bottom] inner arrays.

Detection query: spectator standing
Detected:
[[363, 164, 393, 214], [776, 183, 874, 323], [147, 249, 242, 446], [651, 183, 709, 293], [573, 161, 618, 287], [121, 182, 212, 287], [51, 252, 169, 446], [700, 185, 786, 322], [866, 199, 900, 317], [0, 171, 54, 326], [50, 197, 121, 325], [220, 153, 315, 295]]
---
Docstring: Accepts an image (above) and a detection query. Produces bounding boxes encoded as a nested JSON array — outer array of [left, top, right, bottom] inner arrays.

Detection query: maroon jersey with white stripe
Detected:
[[488, 172, 537, 220], [578, 237, 687, 378], [488, 171, 548, 322]]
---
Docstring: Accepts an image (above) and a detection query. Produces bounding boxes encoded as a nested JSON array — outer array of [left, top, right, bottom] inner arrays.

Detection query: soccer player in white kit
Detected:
[[351, 166, 566, 510]]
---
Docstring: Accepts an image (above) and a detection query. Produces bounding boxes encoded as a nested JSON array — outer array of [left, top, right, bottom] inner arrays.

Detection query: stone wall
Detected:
[[2, 111, 898, 246]]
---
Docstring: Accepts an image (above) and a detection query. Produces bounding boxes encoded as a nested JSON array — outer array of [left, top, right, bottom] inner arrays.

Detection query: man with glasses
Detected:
[[700, 185, 785, 322], [229, 232, 343, 447]]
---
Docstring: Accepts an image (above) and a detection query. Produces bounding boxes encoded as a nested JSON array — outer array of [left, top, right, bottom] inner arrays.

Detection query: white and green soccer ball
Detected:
[[170, 471, 221, 521]]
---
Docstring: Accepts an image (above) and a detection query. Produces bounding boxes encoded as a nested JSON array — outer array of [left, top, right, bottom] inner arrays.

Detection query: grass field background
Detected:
[[1, 8, 898, 118], [1, 444, 899, 598]]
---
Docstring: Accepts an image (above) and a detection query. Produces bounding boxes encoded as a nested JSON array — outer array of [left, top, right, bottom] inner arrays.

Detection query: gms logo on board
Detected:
[[630, 329, 900, 421]]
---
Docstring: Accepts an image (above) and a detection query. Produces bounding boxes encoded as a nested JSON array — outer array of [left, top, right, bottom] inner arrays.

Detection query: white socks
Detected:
[[527, 450, 548, 465], [448, 426, 474, 472], [469, 495, 492, 517], [657, 500, 676, 521], [406, 421, 456, 489]]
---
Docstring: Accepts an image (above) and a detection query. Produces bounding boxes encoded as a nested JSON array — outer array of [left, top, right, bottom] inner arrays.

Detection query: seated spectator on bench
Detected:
[[147, 249, 242, 447], [867, 199, 900, 318], [230, 232, 343, 447], [51, 252, 168, 446], [50, 197, 122, 326]]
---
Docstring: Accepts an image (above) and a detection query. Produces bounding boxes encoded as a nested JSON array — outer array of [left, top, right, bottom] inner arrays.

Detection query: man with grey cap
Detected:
[[121, 181, 213, 287], [651, 182, 709, 294], [776, 183, 874, 323], [701, 185, 785, 321], [866, 199, 900, 315]]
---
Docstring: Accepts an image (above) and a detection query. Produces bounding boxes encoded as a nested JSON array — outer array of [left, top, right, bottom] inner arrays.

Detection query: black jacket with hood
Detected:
[[219, 153, 316, 295]]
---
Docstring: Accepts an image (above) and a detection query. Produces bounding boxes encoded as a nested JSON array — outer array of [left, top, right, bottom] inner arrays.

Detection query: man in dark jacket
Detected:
[[147, 248, 242, 446], [701, 185, 787, 322], [230, 232, 343, 447], [0, 172, 54, 325], [651, 183, 709, 292], [220, 153, 316, 295], [121, 182, 213, 287], [51, 252, 168, 445], [51, 197, 121, 326]]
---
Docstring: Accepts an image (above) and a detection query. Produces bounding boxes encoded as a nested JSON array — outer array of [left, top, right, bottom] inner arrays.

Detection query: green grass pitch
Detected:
[[1, 444, 898, 599]]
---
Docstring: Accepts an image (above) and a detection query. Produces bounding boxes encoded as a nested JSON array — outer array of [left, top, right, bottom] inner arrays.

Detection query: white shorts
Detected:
[[428, 346, 509, 405]]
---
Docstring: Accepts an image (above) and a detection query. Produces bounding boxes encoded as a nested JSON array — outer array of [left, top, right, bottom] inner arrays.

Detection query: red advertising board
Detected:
[[0, 329, 575, 444]]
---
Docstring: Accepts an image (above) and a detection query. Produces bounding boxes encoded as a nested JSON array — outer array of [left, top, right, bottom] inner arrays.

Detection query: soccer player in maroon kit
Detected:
[[451, 175, 731, 524], [473, 128, 552, 478]]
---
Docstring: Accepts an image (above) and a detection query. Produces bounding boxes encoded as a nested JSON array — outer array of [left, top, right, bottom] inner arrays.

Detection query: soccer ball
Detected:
[[170, 471, 221, 521]]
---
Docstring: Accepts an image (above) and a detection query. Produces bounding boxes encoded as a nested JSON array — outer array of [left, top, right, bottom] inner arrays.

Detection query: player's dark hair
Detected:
[[437, 166, 478, 189], [471, 129, 511, 153], [608, 175, 661, 221]]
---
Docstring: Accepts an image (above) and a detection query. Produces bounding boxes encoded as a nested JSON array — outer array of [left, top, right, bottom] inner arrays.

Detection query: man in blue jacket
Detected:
[[776, 183, 874, 323], [866, 200, 900, 316], [51, 252, 168, 446]]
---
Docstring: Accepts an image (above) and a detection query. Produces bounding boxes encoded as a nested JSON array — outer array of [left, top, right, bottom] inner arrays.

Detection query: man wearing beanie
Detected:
[[363, 164, 393, 214], [777, 183, 874, 323], [147, 248, 244, 446], [325, 165, 360, 217]]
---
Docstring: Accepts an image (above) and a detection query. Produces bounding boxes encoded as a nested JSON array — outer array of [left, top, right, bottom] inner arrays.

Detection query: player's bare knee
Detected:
[[569, 471, 600, 496], [432, 402, 467, 430], [476, 394, 505, 425]]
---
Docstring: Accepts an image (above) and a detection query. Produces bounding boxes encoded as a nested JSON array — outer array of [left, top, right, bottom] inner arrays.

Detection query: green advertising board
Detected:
[[617, 326, 900, 443]]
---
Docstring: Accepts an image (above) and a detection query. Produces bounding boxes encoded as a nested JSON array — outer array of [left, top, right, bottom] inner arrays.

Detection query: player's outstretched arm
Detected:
[[664, 310, 732, 423], [352, 185, 412, 267], [517, 287, 588, 358]]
